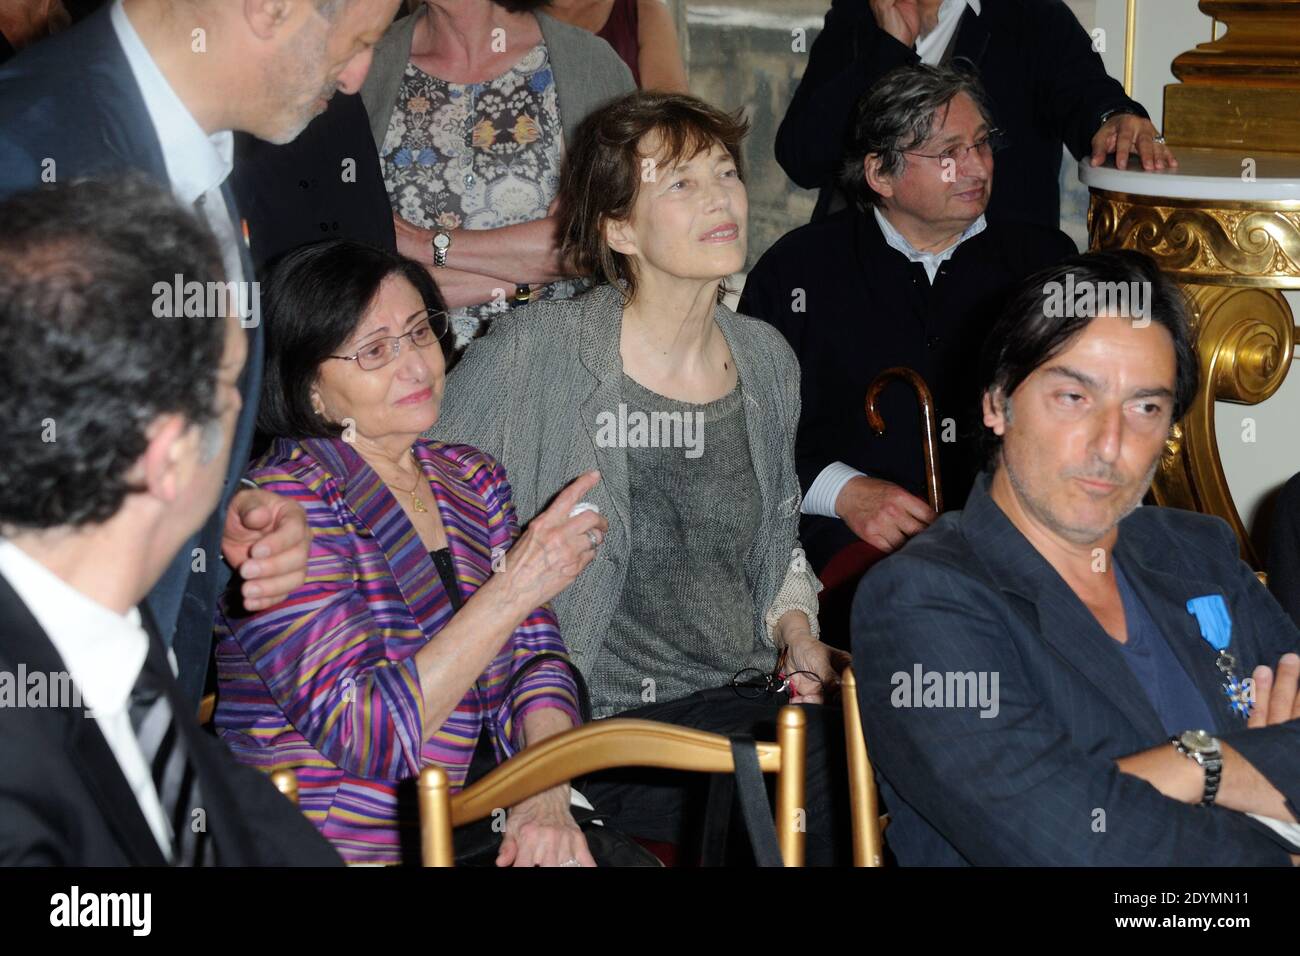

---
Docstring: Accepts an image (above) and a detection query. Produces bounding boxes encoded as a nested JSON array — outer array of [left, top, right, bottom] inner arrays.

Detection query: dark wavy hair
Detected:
[[557, 90, 750, 303], [257, 239, 450, 440], [977, 249, 1200, 465], [0, 176, 228, 530]]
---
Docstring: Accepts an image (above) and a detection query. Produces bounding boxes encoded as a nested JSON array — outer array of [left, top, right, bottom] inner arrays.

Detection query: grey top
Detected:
[[361, 8, 636, 155], [590, 373, 764, 716], [427, 283, 822, 680]]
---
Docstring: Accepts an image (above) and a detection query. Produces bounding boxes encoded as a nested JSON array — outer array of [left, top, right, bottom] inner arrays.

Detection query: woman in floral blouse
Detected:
[[362, 0, 636, 351]]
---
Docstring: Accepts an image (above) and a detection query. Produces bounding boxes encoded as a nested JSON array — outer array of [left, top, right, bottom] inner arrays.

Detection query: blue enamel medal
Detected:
[[1186, 594, 1254, 720]]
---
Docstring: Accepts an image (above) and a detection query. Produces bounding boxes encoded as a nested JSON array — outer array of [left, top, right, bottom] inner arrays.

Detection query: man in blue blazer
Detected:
[[0, 0, 399, 706], [853, 250, 1300, 865]]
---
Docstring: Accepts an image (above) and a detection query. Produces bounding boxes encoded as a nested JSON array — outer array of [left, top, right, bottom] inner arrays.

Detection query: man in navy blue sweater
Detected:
[[743, 65, 1076, 589]]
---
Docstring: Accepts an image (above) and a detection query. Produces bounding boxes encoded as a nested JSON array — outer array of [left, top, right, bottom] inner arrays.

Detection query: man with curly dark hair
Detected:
[[0, 177, 341, 865]]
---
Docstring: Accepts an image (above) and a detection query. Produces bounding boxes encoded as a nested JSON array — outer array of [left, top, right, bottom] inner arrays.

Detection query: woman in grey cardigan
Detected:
[[361, 0, 636, 349], [431, 91, 849, 864]]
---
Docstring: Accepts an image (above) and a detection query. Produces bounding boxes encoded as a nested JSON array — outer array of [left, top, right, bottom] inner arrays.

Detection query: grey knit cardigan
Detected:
[[360, 7, 636, 154], [427, 283, 822, 677]]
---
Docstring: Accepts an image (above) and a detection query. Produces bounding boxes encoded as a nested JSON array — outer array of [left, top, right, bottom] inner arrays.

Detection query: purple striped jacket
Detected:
[[213, 436, 580, 864]]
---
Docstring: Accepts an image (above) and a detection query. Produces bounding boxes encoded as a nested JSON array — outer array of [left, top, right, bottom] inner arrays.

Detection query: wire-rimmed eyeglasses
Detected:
[[328, 309, 450, 371], [903, 128, 1007, 164]]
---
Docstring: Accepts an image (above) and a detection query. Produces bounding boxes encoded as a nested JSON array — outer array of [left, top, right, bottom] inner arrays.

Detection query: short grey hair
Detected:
[[841, 62, 995, 208]]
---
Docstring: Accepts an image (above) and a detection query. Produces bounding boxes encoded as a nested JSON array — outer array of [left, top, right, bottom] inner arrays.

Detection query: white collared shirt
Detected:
[[800, 208, 987, 519], [109, 0, 244, 289], [873, 206, 987, 283], [915, 0, 981, 65], [0, 541, 174, 858]]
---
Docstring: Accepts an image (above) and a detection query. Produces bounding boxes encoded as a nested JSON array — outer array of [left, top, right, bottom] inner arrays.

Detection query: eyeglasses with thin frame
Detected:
[[903, 128, 1006, 165], [328, 309, 449, 371]]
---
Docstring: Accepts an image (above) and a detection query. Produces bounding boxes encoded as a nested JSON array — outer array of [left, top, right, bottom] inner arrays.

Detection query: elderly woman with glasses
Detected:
[[212, 239, 608, 866]]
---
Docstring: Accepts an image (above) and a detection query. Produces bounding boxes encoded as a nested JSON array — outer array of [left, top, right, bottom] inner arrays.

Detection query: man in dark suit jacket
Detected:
[[776, 0, 1174, 227], [0, 0, 400, 706], [1266, 472, 1300, 630], [0, 178, 339, 865], [742, 64, 1076, 583], [852, 250, 1300, 865], [231, 92, 397, 274]]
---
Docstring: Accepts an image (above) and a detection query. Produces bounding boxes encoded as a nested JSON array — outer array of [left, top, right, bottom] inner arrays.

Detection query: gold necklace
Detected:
[[392, 450, 429, 514]]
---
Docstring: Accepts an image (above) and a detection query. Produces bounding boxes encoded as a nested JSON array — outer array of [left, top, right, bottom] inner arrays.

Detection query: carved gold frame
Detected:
[[1089, 190, 1299, 567]]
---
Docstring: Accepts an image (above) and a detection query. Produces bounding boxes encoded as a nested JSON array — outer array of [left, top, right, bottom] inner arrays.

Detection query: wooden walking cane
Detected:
[[864, 367, 944, 514]]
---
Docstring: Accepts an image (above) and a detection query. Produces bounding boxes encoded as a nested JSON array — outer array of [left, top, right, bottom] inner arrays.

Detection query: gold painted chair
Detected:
[[840, 667, 886, 867], [418, 708, 808, 867]]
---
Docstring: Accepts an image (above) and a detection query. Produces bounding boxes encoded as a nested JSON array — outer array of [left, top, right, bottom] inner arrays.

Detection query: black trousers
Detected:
[[580, 688, 851, 866]]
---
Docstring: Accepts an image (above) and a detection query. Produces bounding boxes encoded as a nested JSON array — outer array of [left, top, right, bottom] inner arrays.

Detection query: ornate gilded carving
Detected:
[[1089, 193, 1300, 286], [1090, 188, 1297, 567], [1157, 284, 1293, 567]]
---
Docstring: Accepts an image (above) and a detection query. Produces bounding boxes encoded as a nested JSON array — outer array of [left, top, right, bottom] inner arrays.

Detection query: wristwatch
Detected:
[[1098, 107, 1138, 128], [1170, 729, 1223, 806], [431, 230, 452, 268]]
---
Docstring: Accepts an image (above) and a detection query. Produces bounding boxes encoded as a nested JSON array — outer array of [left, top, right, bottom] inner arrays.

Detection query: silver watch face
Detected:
[[432, 233, 451, 250], [1181, 729, 1215, 753]]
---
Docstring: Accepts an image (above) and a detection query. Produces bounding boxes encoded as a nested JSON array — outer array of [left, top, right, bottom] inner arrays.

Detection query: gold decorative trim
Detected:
[[1124, 0, 1137, 98], [1089, 184, 1299, 567], [1092, 190, 1300, 213], [1149, 285, 1295, 567], [1089, 191, 1300, 287]]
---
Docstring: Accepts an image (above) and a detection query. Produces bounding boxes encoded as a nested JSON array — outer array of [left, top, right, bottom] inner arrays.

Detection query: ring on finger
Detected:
[[560, 857, 581, 867], [585, 529, 601, 550]]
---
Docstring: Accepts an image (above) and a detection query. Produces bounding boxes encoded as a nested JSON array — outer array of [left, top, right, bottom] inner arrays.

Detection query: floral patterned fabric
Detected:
[[380, 43, 582, 350]]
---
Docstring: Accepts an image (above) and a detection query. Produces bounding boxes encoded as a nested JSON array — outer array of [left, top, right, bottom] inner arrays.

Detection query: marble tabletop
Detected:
[[1079, 146, 1300, 201]]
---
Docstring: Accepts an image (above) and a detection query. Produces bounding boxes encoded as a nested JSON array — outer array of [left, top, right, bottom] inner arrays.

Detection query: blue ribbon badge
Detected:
[[1186, 595, 1231, 651], [1186, 594, 1253, 719]]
